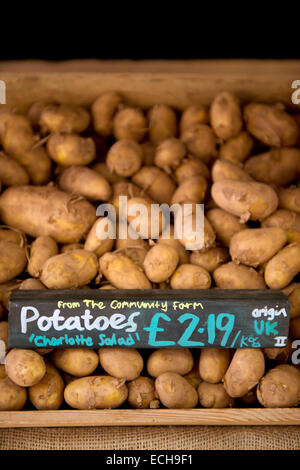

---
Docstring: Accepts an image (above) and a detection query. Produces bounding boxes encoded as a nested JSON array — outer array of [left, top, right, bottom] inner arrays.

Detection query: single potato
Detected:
[[98, 348, 143, 381], [64, 375, 128, 410]]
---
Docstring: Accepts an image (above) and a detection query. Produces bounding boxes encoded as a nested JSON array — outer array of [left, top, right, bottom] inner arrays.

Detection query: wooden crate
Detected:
[[0, 60, 300, 427]]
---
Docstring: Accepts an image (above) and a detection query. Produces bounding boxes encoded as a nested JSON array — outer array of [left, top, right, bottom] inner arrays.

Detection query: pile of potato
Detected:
[[0, 91, 300, 411]]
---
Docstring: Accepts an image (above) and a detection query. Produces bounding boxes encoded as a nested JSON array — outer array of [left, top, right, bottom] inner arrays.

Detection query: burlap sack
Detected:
[[1, 426, 300, 450]]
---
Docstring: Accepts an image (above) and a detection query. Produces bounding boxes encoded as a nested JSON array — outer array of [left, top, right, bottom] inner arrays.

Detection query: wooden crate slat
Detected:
[[1, 409, 300, 427]]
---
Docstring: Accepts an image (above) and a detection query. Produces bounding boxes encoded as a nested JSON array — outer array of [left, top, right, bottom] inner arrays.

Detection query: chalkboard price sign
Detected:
[[8, 290, 290, 349]]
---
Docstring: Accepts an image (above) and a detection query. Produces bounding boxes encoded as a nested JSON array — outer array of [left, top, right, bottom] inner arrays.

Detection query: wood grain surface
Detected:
[[1, 408, 300, 427], [0, 60, 299, 111]]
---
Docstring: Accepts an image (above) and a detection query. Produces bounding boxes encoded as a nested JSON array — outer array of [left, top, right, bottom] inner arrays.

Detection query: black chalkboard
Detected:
[[8, 289, 290, 349]]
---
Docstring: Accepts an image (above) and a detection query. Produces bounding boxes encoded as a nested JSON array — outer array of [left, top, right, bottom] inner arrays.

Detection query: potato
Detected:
[[219, 131, 254, 163], [92, 162, 125, 184], [0, 151, 29, 186], [283, 283, 300, 319], [111, 181, 150, 217], [147, 348, 193, 378], [126, 197, 165, 239], [0, 280, 22, 310], [41, 250, 98, 289], [190, 247, 229, 272], [128, 376, 156, 409], [181, 364, 201, 392], [264, 243, 300, 289], [40, 104, 90, 134], [239, 389, 258, 406], [154, 138, 186, 173], [174, 204, 215, 251], [212, 160, 252, 183], [91, 92, 123, 137], [157, 226, 190, 265], [19, 278, 46, 289], [27, 101, 50, 129], [106, 140, 143, 177], [132, 166, 176, 205], [47, 133, 96, 166], [51, 348, 98, 377], [5, 349, 46, 387], [99, 252, 152, 289], [175, 157, 210, 184], [262, 209, 300, 244], [0, 240, 27, 283], [244, 102, 299, 147], [245, 148, 300, 186], [0, 186, 96, 243], [0, 376, 27, 410], [28, 236, 58, 278], [257, 364, 300, 408], [170, 264, 211, 289], [143, 244, 179, 283], [84, 218, 115, 257], [0, 227, 25, 245], [210, 92, 243, 140], [99, 284, 116, 290], [278, 187, 300, 214], [211, 180, 279, 221], [29, 360, 64, 410], [223, 349, 265, 398], [180, 105, 209, 134], [229, 228, 287, 267], [199, 349, 231, 384], [0, 112, 52, 185], [171, 175, 208, 205], [113, 107, 147, 142], [98, 348, 143, 381], [198, 382, 234, 408], [116, 230, 149, 268], [214, 262, 266, 289], [206, 208, 246, 247], [0, 321, 8, 352], [64, 375, 128, 410], [58, 165, 111, 201], [155, 372, 198, 408], [148, 104, 177, 144], [181, 124, 217, 164], [263, 339, 292, 364]]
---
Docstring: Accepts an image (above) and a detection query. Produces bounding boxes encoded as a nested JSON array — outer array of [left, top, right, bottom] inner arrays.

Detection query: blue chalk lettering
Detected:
[[177, 313, 204, 347], [144, 313, 175, 347]]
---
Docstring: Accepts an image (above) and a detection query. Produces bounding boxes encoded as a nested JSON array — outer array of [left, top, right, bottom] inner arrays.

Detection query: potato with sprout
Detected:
[[40, 104, 90, 134], [154, 138, 186, 173], [47, 133, 96, 166]]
